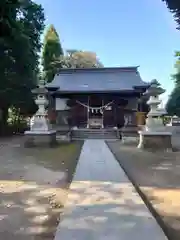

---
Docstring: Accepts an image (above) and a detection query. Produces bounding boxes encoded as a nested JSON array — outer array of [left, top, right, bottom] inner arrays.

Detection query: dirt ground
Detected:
[[107, 137, 180, 240], [0, 137, 83, 240]]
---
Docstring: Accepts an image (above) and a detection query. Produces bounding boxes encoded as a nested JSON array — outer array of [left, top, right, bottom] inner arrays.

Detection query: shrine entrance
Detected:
[[75, 95, 115, 129], [88, 95, 103, 129]]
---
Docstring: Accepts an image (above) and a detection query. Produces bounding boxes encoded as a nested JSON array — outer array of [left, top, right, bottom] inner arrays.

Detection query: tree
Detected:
[[12, 0, 45, 113], [42, 25, 64, 83], [0, 0, 20, 127], [166, 85, 180, 116], [52, 50, 104, 71], [0, 0, 45, 132], [166, 52, 180, 116], [162, 0, 180, 29]]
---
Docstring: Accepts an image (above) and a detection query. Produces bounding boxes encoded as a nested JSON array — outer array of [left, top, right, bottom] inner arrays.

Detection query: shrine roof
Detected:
[[46, 67, 149, 93]]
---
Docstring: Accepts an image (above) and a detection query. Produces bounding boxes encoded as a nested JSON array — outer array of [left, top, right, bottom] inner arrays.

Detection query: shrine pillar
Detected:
[[136, 112, 146, 126], [136, 97, 147, 126]]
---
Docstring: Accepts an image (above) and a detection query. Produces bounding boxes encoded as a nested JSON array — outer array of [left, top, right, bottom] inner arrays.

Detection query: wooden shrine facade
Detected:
[[46, 67, 149, 129]]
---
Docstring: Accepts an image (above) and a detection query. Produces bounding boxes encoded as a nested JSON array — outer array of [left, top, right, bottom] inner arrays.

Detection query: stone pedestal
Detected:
[[138, 132, 172, 151], [24, 130, 57, 147]]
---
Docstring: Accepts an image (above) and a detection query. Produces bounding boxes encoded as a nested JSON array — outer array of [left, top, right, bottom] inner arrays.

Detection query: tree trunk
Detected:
[[0, 107, 9, 135]]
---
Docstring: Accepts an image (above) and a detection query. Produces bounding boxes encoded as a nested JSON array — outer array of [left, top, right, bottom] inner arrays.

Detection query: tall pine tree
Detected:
[[42, 25, 63, 83]]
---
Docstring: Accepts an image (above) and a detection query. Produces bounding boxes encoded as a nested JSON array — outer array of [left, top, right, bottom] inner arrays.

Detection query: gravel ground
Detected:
[[0, 137, 83, 240], [107, 137, 180, 240]]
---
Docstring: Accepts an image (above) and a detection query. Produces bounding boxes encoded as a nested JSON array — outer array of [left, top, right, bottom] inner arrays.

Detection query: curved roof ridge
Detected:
[[57, 66, 140, 74]]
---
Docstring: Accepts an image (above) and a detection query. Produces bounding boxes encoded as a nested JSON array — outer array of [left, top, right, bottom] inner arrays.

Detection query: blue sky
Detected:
[[36, 0, 180, 103]]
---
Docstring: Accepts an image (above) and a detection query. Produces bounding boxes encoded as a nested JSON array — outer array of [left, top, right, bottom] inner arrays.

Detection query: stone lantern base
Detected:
[[24, 130, 57, 148], [137, 131, 172, 151]]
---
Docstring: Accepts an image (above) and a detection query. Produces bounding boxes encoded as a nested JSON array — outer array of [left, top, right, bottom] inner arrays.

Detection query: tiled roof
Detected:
[[46, 67, 149, 92]]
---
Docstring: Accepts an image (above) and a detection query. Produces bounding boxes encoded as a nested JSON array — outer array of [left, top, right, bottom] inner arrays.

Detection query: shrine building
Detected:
[[46, 67, 149, 132]]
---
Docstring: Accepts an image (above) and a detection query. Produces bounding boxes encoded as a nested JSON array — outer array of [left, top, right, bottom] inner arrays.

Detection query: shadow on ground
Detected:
[[107, 139, 180, 240], [55, 179, 165, 240], [0, 136, 83, 240]]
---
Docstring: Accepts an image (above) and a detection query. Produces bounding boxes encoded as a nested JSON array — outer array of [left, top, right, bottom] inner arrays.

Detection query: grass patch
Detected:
[[20, 141, 84, 182]]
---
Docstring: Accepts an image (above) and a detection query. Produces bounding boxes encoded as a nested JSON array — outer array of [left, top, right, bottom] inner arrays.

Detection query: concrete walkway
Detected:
[[54, 140, 167, 240]]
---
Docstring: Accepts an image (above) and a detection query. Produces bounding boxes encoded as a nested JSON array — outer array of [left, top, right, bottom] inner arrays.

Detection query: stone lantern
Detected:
[[137, 80, 172, 151], [24, 81, 57, 147]]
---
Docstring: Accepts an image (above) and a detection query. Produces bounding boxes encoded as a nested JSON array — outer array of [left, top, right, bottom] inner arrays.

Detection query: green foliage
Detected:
[[166, 85, 180, 116], [42, 25, 64, 83], [52, 50, 104, 70], [163, 115, 171, 125], [8, 107, 29, 134], [162, 0, 180, 29], [0, 0, 45, 131], [166, 53, 180, 116]]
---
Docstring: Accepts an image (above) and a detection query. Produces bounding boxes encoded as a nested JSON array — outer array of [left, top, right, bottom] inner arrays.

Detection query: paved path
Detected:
[[54, 140, 167, 240]]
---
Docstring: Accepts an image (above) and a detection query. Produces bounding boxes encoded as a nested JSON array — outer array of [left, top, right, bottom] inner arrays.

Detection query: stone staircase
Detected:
[[71, 128, 121, 140], [121, 125, 139, 137]]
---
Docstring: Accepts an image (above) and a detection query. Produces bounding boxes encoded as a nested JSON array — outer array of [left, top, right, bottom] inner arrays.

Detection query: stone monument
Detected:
[[24, 81, 57, 147], [138, 79, 172, 151]]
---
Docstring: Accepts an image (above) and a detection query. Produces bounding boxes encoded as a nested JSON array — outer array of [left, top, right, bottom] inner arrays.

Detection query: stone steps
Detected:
[[71, 129, 121, 140], [121, 126, 138, 137], [55, 126, 139, 141]]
